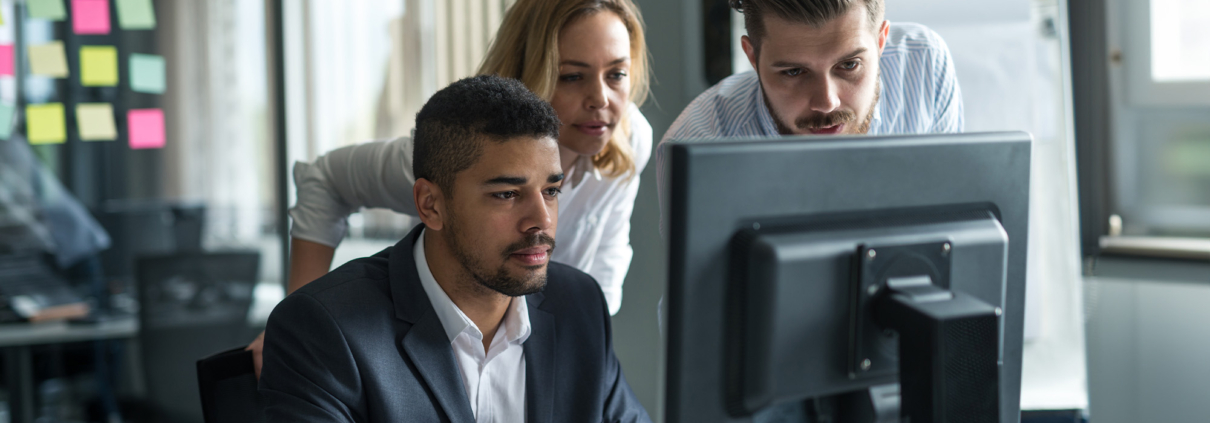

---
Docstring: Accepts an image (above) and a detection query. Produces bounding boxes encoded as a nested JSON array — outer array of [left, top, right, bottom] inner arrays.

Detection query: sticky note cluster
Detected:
[[19, 0, 165, 149]]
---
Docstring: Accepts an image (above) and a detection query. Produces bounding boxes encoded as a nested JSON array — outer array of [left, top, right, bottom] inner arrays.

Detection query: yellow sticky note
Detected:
[[28, 42, 69, 78], [27, 103, 66, 145], [80, 46, 118, 86], [76, 103, 116, 141]]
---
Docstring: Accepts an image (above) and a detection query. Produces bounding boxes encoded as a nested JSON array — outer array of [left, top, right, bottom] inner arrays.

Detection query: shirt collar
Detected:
[[566, 155, 601, 190], [414, 229, 531, 345]]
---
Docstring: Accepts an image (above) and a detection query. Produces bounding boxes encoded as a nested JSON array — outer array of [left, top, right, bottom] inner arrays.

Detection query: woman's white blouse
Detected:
[[289, 103, 652, 315]]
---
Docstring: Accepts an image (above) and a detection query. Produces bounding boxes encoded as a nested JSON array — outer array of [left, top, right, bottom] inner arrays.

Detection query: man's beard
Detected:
[[764, 79, 881, 136], [444, 211, 555, 297]]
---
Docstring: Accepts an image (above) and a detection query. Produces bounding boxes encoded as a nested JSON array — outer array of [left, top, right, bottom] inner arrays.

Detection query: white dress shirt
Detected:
[[288, 103, 652, 315], [414, 229, 531, 423]]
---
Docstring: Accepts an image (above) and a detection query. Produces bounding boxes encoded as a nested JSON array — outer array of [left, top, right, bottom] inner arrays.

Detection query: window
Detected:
[[1121, 0, 1210, 106], [282, 0, 513, 264], [1105, 0, 1210, 236], [1150, 0, 1210, 82]]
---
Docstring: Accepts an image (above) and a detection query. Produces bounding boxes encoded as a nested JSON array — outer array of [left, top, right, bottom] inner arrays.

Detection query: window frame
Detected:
[[1122, 0, 1210, 107]]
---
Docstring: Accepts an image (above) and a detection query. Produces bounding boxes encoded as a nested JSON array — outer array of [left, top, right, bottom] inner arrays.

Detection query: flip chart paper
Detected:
[[127, 108, 164, 149], [0, 45, 13, 76], [80, 45, 118, 86], [27, 103, 66, 145], [129, 53, 164, 93], [72, 0, 110, 35], [29, 0, 66, 20], [77, 103, 116, 141], [29, 42, 69, 77], [0, 104, 15, 140], [115, 0, 154, 29]]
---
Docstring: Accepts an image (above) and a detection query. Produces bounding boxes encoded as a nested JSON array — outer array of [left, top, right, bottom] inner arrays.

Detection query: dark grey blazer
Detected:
[[260, 225, 651, 423]]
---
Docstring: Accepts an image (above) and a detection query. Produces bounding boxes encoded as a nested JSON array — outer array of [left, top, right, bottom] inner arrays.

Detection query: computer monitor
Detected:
[[664, 132, 1030, 423]]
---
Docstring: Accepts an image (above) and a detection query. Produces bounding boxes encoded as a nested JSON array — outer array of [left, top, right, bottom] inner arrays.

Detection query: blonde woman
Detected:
[[250, 0, 652, 374]]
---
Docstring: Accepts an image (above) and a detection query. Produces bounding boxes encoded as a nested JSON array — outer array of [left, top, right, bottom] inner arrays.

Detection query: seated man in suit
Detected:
[[260, 75, 651, 423]]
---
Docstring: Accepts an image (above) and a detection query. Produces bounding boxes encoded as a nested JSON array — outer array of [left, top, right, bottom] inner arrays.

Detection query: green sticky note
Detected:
[[129, 53, 164, 94], [28, 0, 66, 21], [27, 103, 66, 145], [80, 45, 118, 86], [76, 103, 116, 141], [116, 0, 154, 29], [29, 42, 69, 78], [0, 104, 15, 140]]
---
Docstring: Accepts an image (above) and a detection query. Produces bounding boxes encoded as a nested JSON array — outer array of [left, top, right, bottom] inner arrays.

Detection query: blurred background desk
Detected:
[[0, 317, 138, 423]]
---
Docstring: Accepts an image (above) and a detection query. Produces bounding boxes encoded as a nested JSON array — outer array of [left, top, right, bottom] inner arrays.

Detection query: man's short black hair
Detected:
[[413, 75, 561, 195], [730, 0, 884, 49]]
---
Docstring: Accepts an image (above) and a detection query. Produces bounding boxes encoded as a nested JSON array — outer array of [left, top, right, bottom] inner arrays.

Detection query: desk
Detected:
[[0, 317, 139, 423]]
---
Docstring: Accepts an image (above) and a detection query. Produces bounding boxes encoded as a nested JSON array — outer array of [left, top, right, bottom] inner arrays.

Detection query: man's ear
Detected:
[[877, 20, 890, 53], [414, 178, 445, 231], [741, 35, 758, 72]]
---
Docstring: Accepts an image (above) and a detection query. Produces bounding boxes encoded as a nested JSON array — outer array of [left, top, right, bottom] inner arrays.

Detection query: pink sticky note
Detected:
[[127, 108, 164, 149], [0, 45, 12, 76], [72, 0, 110, 35]]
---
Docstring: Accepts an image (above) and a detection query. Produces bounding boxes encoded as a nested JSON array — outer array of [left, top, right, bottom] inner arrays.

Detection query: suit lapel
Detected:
[[391, 225, 475, 422], [401, 312, 475, 422], [524, 293, 556, 423]]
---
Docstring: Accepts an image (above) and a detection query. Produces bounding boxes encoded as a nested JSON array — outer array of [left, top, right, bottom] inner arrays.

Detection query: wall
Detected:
[[609, 0, 708, 420]]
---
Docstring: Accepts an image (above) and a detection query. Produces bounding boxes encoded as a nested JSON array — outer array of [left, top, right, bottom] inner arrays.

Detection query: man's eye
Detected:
[[782, 68, 804, 77], [545, 187, 562, 197], [492, 191, 518, 200], [839, 61, 859, 71]]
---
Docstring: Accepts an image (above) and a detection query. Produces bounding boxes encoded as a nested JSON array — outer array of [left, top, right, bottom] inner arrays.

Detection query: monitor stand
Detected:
[[875, 275, 1001, 423]]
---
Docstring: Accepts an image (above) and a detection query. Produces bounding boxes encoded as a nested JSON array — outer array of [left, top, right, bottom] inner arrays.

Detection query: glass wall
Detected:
[[282, 0, 512, 265]]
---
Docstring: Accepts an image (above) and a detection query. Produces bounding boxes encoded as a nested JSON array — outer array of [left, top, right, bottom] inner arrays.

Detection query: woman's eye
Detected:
[[610, 71, 628, 80], [493, 191, 518, 200], [782, 68, 803, 77], [559, 73, 582, 82]]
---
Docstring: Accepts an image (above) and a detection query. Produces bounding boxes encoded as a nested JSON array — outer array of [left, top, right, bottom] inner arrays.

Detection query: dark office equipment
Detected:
[[95, 200, 207, 280], [0, 253, 88, 322], [665, 132, 1031, 423], [197, 347, 265, 423], [137, 252, 259, 423]]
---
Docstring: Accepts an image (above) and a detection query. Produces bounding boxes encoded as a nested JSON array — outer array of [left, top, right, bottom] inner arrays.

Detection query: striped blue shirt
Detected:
[[657, 23, 964, 202]]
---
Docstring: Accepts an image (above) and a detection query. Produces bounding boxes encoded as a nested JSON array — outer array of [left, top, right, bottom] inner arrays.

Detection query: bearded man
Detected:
[[260, 75, 650, 423], [658, 0, 962, 200]]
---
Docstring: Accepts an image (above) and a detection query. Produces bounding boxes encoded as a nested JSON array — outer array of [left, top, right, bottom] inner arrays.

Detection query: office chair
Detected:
[[197, 347, 264, 423], [136, 252, 259, 423]]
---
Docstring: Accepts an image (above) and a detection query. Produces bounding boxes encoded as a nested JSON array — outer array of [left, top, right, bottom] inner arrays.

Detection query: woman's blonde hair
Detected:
[[478, 0, 650, 178]]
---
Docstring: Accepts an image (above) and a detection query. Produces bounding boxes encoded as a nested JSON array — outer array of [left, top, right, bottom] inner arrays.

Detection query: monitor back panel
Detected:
[[666, 132, 1031, 423]]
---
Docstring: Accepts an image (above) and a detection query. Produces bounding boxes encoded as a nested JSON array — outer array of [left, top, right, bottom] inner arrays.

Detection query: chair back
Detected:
[[137, 251, 259, 422], [197, 347, 264, 423]]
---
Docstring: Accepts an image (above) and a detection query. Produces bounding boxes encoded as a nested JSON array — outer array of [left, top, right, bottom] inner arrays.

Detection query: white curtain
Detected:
[[284, 0, 512, 237], [162, 0, 273, 248]]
